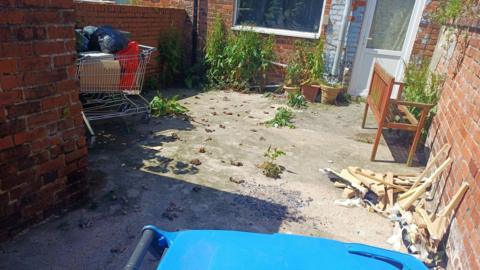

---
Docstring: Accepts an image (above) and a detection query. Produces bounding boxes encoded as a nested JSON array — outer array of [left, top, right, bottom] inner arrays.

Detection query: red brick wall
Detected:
[[0, 0, 88, 240], [121, 0, 332, 63], [75, 1, 193, 75], [426, 27, 480, 270], [411, 0, 441, 61]]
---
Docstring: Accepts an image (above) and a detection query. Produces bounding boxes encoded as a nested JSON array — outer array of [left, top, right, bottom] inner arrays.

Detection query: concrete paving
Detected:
[[0, 90, 425, 269]]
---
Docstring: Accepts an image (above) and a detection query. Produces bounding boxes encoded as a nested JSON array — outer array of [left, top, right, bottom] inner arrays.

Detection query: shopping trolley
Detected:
[[76, 44, 156, 141]]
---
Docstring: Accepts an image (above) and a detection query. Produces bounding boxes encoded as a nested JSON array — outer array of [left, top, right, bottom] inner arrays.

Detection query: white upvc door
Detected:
[[348, 0, 426, 96]]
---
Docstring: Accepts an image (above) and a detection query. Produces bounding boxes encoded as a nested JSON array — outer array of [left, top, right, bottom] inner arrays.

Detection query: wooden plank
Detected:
[[334, 182, 347, 188], [325, 168, 368, 195], [342, 188, 356, 199], [385, 172, 394, 207], [410, 144, 451, 190], [347, 167, 376, 187], [398, 158, 453, 210], [350, 167, 408, 192]]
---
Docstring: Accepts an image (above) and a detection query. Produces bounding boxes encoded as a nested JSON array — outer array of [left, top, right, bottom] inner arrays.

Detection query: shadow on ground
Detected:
[[0, 113, 293, 270]]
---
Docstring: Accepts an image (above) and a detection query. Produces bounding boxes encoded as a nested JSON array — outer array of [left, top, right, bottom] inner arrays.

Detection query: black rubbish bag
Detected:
[[90, 25, 129, 53], [75, 29, 89, 52]]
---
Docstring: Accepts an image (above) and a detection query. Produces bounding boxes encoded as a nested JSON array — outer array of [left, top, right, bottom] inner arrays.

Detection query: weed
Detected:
[[150, 94, 188, 117], [258, 146, 286, 179], [184, 61, 206, 89], [158, 28, 184, 86], [266, 107, 295, 128], [205, 15, 228, 87], [205, 15, 275, 90], [432, 0, 478, 25], [287, 92, 307, 109], [403, 60, 444, 139]]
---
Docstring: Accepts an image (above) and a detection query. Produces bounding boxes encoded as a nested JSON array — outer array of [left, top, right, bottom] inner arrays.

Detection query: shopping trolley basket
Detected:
[[76, 44, 156, 139]]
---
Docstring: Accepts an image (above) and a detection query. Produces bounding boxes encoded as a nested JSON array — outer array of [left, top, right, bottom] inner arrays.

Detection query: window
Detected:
[[234, 0, 325, 38]]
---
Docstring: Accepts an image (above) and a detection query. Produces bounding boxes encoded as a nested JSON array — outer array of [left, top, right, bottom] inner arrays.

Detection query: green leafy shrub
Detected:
[[184, 61, 207, 89], [285, 61, 302, 86], [266, 107, 295, 128], [287, 92, 307, 109], [150, 95, 188, 117], [308, 40, 325, 84], [403, 60, 444, 139], [224, 30, 274, 89], [285, 40, 325, 87], [205, 15, 228, 87], [158, 28, 184, 86], [432, 0, 478, 25], [205, 16, 275, 90], [258, 146, 286, 179]]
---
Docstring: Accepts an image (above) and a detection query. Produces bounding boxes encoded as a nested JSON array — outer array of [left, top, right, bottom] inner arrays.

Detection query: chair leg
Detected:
[[361, 103, 369, 128], [407, 128, 422, 167], [371, 125, 383, 161], [408, 108, 429, 166]]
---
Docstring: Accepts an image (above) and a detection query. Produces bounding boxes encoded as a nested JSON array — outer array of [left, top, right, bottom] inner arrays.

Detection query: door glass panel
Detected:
[[367, 0, 415, 51]]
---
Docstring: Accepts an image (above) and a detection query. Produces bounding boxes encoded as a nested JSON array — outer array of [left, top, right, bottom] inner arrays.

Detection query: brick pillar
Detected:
[[0, 0, 88, 240]]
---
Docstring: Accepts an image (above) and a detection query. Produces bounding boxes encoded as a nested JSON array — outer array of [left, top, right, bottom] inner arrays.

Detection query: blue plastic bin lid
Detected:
[[146, 227, 427, 270]]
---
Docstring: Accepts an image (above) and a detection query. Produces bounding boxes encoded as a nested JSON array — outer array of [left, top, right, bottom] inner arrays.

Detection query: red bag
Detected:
[[116, 41, 139, 91]]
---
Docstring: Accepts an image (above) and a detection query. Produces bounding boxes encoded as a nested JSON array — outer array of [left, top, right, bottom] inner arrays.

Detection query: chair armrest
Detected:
[[391, 100, 434, 110]]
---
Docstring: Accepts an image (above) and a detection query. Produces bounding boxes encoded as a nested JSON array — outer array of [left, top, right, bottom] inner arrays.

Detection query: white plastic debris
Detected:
[[334, 198, 362, 208], [387, 223, 403, 251]]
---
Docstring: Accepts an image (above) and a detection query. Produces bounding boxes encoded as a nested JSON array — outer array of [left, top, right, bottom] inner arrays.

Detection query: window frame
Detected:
[[232, 0, 327, 39]]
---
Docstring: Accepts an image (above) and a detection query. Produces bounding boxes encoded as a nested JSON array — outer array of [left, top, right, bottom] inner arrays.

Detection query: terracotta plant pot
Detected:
[[320, 84, 343, 104], [301, 84, 320, 102], [284, 85, 300, 95]]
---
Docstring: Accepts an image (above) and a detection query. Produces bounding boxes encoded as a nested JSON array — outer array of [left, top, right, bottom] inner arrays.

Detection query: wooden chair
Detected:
[[361, 63, 433, 166]]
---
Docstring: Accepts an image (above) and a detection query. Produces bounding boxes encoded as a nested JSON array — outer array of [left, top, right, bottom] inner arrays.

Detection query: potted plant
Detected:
[[319, 76, 344, 105], [283, 61, 301, 95], [300, 40, 324, 102]]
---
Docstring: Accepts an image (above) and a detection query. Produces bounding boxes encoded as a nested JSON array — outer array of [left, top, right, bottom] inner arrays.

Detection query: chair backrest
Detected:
[[366, 62, 395, 124]]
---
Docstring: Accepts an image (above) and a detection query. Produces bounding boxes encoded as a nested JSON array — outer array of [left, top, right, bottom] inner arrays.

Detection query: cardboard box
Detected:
[[79, 59, 121, 93]]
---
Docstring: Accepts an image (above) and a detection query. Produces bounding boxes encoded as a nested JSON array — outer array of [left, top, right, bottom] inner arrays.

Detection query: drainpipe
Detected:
[[331, 0, 352, 77], [191, 0, 199, 65]]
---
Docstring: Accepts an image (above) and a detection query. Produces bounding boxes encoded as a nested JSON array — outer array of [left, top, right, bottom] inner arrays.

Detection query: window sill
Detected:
[[231, 25, 320, 39]]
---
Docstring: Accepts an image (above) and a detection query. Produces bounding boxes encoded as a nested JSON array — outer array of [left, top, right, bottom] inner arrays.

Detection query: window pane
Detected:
[[366, 0, 415, 51], [235, 0, 324, 33]]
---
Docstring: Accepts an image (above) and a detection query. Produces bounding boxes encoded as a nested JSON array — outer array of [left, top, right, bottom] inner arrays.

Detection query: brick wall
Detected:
[[0, 0, 88, 240], [411, 0, 441, 61], [75, 1, 193, 75], [114, 0, 368, 84], [425, 25, 480, 270]]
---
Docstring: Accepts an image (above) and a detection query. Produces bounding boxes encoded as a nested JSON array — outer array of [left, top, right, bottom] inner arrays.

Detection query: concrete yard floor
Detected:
[[0, 90, 426, 269]]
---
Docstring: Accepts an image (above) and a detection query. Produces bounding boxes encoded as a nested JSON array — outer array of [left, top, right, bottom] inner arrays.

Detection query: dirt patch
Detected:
[[0, 89, 423, 270]]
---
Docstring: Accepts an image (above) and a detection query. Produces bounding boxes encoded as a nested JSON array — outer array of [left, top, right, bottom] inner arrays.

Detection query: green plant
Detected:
[[184, 61, 206, 89], [403, 60, 444, 139], [308, 39, 325, 84], [157, 28, 184, 86], [258, 146, 286, 179], [432, 0, 478, 25], [266, 107, 295, 128], [285, 61, 302, 86], [224, 30, 274, 89], [150, 94, 189, 117], [205, 15, 228, 87], [287, 92, 307, 108], [285, 41, 313, 86], [205, 15, 275, 90]]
